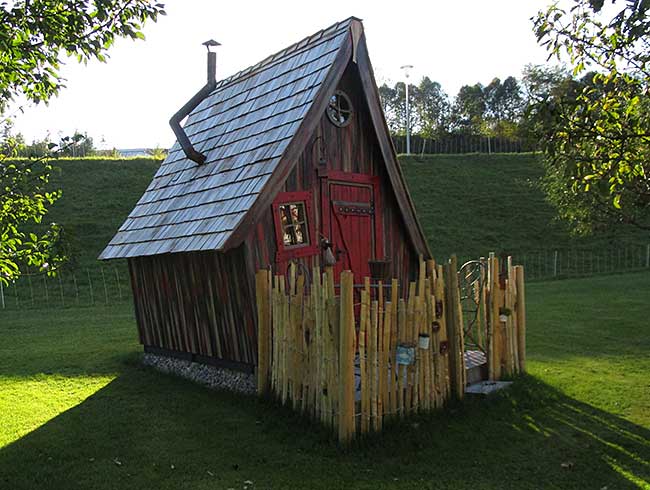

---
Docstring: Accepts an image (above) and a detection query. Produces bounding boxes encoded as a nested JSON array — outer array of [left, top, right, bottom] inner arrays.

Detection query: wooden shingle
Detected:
[[99, 19, 352, 260]]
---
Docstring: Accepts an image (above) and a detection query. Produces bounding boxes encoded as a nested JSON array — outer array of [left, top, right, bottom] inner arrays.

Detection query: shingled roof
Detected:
[[100, 17, 431, 260], [99, 18, 354, 260]]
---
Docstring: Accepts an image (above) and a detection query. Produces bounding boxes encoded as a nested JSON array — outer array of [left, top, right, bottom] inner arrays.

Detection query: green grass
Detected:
[[28, 154, 647, 272], [41, 157, 161, 269], [400, 153, 647, 261], [1, 272, 649, 489]]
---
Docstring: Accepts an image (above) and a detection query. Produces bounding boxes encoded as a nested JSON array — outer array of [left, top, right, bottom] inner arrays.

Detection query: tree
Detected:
[[519, 64, 573, 149], [450, 83, 487, 134], [58, 132, 96, 157], [1, 1, 165, 285], [146, 146, 169, 159], [484, 77, 524, 123], [521, 64, 572, 104], [0, 1, 165, 107], [483, 77, 525, 138], [20, 137, 55, 159], [378, 83, 402, 134], [412, 77, 450, 138], [378, 81, 419, 136], [533, 0, 650, 233]]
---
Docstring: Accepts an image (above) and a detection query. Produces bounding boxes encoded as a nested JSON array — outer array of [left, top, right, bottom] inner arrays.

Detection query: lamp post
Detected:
[[400, 64, 414, 155]]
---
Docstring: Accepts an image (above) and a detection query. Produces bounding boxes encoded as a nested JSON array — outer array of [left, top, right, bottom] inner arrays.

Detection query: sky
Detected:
[[12, 0, 558, 149]]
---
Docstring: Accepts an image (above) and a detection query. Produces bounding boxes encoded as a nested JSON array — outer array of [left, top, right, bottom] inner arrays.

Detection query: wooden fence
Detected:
[[465, 254, 527, 380], [255, 255, 526, 443]]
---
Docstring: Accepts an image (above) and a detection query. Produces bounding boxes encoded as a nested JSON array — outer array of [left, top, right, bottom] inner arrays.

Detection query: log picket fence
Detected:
[[255, 254, 527, 443]]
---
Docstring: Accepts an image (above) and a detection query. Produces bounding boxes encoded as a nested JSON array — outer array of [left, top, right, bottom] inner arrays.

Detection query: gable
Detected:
[[223, 32, 431, 257]]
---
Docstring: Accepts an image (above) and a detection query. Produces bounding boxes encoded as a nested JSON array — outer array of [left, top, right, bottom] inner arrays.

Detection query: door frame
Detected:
[[319, 170, 384, 262]]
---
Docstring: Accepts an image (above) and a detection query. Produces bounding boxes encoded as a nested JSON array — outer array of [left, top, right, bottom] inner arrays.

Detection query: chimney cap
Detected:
[[202, 39, 221, 51]]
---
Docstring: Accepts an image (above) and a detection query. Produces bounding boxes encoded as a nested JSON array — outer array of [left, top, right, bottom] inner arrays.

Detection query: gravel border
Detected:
[[142, 353, 256, 395]]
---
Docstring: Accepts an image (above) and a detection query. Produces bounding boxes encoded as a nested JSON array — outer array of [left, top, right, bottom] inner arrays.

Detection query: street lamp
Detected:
[[400, 64, 414, 155]]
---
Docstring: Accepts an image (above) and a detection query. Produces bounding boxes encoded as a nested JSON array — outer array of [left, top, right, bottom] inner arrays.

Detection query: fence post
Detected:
[[43, 275, 49, 305], [256, 269, 271, 396], [445, 256, 465, 399], [515, 266, 526, 373], [100, 266, 108, 305], [553, 250, 558, 278], [58, 273, 65, 307], [73, 274, 79, 305], [646, 244, 649, 268], [0, 280, 5, 309], [28, 274, 34, 307], [338, 270, 355, 444], [115, 267, 123, 301], [87, 269, 95, 305]]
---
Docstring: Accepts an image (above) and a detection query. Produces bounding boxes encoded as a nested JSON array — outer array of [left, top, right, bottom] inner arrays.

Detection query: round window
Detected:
[[326, 90, 353, 128]]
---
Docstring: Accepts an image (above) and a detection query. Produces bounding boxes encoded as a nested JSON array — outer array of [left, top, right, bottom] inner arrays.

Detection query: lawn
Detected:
[[1, 272, 649, 489]]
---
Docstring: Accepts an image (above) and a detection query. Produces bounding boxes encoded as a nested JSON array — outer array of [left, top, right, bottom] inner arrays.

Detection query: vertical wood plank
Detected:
[[255, 269, 270, 396], [338, 270, 355, 444], [381, 301, 392, 423], [359, 289, 369, 433], [397, 298, 406, 417], [515, 265, 527, 373], [389, 278, 399, 417], [436, 265, 450, 401], [369, 300, 378, 431]]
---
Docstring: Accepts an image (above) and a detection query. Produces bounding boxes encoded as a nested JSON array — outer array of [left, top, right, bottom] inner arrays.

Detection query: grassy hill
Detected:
[[30, 154, 646, 271], [41, 157, 161, 269], [400, 153, 646, 261]]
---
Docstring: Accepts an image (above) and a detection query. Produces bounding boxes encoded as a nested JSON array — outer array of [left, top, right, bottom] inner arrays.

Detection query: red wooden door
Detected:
[[324, 173, 380, 282]]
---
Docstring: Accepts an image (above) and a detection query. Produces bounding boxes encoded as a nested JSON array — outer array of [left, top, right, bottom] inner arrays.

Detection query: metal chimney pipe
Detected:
[[207, 51, 216, 85], [169, 39, 221, 165], [203, 39, 220, 84]]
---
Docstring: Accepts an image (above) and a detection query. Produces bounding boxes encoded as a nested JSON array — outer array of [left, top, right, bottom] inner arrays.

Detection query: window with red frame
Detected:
[[272, 191, 319, 262]]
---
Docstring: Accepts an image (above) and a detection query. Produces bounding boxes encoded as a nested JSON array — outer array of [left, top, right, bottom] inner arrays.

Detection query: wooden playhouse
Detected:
[[100, 17, 430, 370]]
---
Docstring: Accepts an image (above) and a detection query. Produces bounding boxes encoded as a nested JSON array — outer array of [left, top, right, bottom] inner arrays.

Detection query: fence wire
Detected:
[[0, 264, 131, 311], [1, 244, 649, 311], [453, 244, 650, 282]]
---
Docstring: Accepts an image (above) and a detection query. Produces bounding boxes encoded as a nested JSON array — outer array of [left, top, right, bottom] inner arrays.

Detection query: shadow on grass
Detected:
[[1, 367, 649, 490]]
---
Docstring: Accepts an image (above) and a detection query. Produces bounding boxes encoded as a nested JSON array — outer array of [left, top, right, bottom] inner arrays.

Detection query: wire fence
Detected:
[[0, 264, 131, 311], [453, 243, 650, 282], [1, 244, 649, 312]]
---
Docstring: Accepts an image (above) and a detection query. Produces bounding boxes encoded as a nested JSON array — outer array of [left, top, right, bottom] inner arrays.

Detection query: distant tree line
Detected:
[[379, 64, 573, 153], [0, 124, 168, 159]]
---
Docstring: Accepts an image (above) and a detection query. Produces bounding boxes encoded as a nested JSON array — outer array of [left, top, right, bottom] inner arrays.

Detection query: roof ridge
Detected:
[[212, 16, 355, 93]]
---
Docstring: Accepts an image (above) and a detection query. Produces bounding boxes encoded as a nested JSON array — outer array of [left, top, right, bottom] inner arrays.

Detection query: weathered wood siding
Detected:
[[247, 60, 419, 287], [129, 246, 257, 365]]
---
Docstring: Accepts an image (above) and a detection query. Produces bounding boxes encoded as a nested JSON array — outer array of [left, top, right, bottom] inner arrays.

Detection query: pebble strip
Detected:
[[142, 353, 256, 395]]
